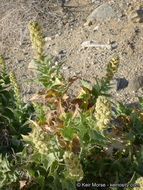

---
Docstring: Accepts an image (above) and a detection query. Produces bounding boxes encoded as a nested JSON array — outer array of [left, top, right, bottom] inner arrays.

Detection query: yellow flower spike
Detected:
[[0, 55, 6, 71], [31, 127, 51, 155], [95, 96, 111, 130], [28, 20, 45, 61], [133, 177, 143, 190], [105, 56, 119, 84], [9, 71, 22, 108], [63, 151, 83, 181]]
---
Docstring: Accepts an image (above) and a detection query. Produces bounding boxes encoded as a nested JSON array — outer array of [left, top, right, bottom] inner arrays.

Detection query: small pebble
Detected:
[[63, 66, 68, 70], [45, 36, 53, 41]]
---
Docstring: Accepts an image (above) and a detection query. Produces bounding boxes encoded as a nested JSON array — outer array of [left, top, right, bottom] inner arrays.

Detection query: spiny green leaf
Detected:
[[116, 102, 132, 115], [29, 151, 41, 163], [88, 129, 107, 146], [60, 126, 78, 141], [41, 153, 56, 171]]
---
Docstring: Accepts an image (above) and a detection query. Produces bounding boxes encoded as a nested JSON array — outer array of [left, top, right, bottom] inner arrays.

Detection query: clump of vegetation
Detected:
[[0, 55, 34, 157], [0, 21, 143, 190]]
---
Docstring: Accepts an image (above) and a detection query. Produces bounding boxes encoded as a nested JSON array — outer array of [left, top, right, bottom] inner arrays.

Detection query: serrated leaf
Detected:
[[60, 126, 78, 141], [27, 169, 35, 177], [49, 160, 59, 175], [88, 129, 107, 146], [29, 151, 41, 163], [116, 102, 132, 115], [59, 112, 73, 124], [41, 153, 56, 171], [21, 147, 27, 157], [22, 135, 31, 143]]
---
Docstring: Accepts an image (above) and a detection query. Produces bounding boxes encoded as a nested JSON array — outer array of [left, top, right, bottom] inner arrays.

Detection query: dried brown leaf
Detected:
[[72, 133, 81, 154], [114, 114, 131, 128], [68, 76, 80, 84], [70, 98, 83, 107], [72, 104, 80, 119], [30, 93, 45, 104], [45, 89, 60, 98], [38, 88, 48, 95], [57, 98, 65, 115], [57, 133, 70, 151]]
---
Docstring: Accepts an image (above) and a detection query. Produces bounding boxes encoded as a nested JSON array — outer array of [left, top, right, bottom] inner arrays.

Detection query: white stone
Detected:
[[55, 61, 59, 66], [81, 40, 112, 49], [44, 36, 54, 41], [63, 66, 68, 70], [92, 0, 101, 3], [93, 25, 100, 31]]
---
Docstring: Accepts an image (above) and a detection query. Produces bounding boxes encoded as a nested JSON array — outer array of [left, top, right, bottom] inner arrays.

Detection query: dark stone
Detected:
[[111, 78, 129, 91]]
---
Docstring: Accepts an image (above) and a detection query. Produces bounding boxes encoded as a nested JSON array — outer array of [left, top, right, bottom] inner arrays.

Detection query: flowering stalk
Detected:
[[0, 55, 6, 71], [31, 127, 51, 155], [95, 96, 111, 130], [63, 151, 83, 181], [28, 21, 45, 61], [105, 56, 119, 84], [9, 71, 22, 110]]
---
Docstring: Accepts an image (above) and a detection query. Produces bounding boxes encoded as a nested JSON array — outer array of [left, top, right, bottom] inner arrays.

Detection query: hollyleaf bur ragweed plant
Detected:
[[0, 20, 143, 190]]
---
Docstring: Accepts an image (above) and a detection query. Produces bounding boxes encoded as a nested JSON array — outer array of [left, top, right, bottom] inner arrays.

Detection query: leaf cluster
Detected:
[[0, 61, 35, 156]]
